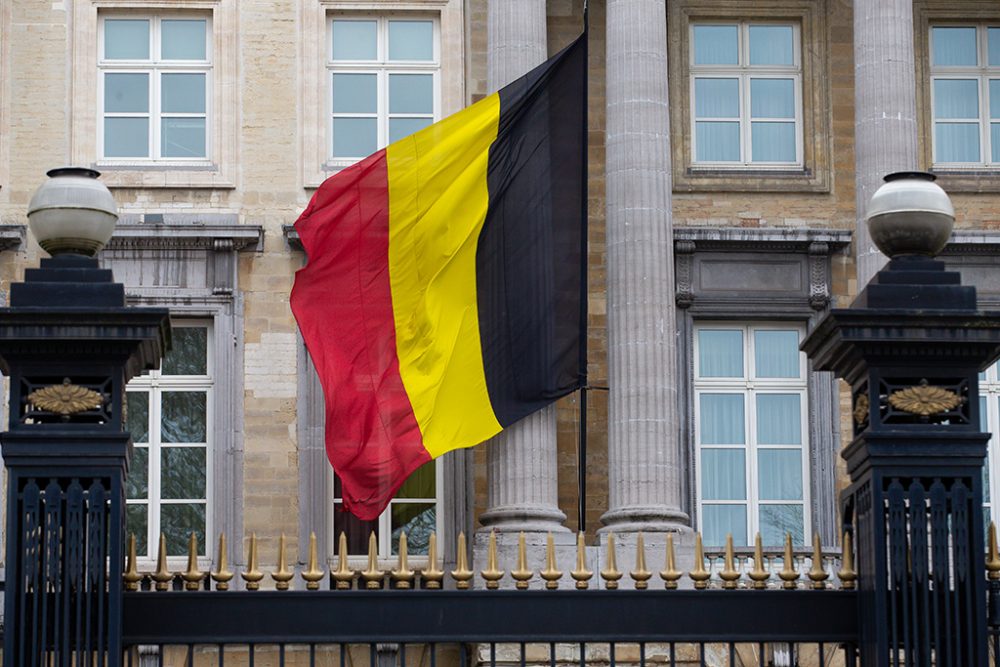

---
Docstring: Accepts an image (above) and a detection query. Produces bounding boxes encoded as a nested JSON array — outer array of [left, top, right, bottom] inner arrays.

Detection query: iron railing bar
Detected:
[[430, 642, 436, 667], [400, 642, 406, 667], [728, 642, 734, 667], [698, 641, 705, 667], [519, 641, 525, 667], [639, 642, 645, 667], [220, 643, 225, 667], [609, 642, 615, 667], [490, 642, 496, 667], [310, 643, 316, 667], [157, 643, 164, 667], [280, 642, 286, 667], [369, 642, 376, 667], [341, 641, 346, 667], [249, 642, 255, 667], [758, 642, 764, 667], [549, 641, 555, 667], [669, 642, 675, 667], [578, 641, 584, 667], [819, 641, 825, 667]]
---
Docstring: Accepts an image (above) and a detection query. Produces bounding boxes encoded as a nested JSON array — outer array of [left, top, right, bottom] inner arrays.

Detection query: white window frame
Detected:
[[97, 13, 213, 165], [693, 322, 812, 548], [689, 21, 803, 169], [979, 362, 1000, 528], [126, 320, 214, 567], [326, 14, 440, 168], [929, 24, 1000, 169]]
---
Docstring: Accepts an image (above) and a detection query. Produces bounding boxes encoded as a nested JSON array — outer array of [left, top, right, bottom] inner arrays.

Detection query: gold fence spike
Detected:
[[659, 534, 682, 589], [361, 531, 384, 589], [838, 531, 857, 590], [601, 533, 623, 589], [212, 533, 234, 591], [480, 530, 504, 589], [392, 532, 415, 589], [510, 532, 533, 590], [301, 531, 325, 590], [541, 532, 563, 590], [630, 532, 652, 590], [151, 533, 173, 591], [181, 532, 205, 591], [778, 533, 800, 590], [451, 531, 474, 589], [809, 533, 829, 589], [242, 533, 264, 590], [271, 533, 295, 590], [988, 522, 1000, 581], [570, 532, 593, 590], [719, 533, 740, 590], [689, 533, 710, 590], [747, 533, 770, 590], [332, 532, 355, 590], [123, 533, 142, 592], [422, 532, 444, 589]]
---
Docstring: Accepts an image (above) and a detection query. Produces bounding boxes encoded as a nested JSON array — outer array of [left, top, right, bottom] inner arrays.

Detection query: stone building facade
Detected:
[[2, 0, 1000, 583]]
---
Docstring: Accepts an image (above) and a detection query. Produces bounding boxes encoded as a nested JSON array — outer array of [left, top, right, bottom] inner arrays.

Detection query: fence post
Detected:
[[0, 169, 169, 666], [803, 172, 1000, 666]]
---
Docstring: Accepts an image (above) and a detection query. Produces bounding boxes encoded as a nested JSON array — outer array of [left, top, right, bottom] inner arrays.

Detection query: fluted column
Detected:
[[600, 0, 688, 533], [478, 0, 567, 534], [854, 0, 919, 286]]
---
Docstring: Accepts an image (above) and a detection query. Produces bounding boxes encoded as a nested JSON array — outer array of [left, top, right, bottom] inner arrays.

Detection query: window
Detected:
[[929, 25, 1000, 166], [99, 15, 211, 161], [694, 324, 810, 548], [690, 22, 802, 167], [126, 323, 212, 559], [328, 16, 438, 164], [980, 361, 1000, 531]]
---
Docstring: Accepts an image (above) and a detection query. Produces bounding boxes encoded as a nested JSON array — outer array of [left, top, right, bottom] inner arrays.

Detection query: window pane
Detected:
[[127, 391, 149, 442], [162, 118, 206, 158], [162, 327, 208, 375], [389, 118, 433, 143], [694, 78, 739, 117], [994, 124, 1000, 163], [389, 21, 434, 61], [932, 27, 978, 66], [758, 449, 803, 500], [754, 330, 800, 378], [332, 118, 377, 158], [126, 504, 148, 557], [695, 122, 740, 162], [391, 503, 435, 555], [693, 25, 738, 65], [751, 122, 796, 162], [759, 504, 804, 546], [332, 73, 377, 114], [701, 449, 746, 500], [333, 498, 379, 554], [700, 394, 745, 445], [127, 446, 148, 499], [162, 446, 207, 499], [161, 503, 206, 557], [332, 20, 377, 60], [161, 391, 207, 443], [936, 123, 981, 162], [389, 74, 434, 114], [750, 79, 794, 118], [397, 460, 435, 498], [161, 19, 207, 60], [105, 73, 149, 113], [104, 19, 149, 60], [698, 329, 743, 377], [756, 394, 802, 445], [991, 81, 1000, 121], [748, 25, 794, 66], [702, 504, 747, 547], [934, 79, 980, 119], [162, 73, 206, 113], [991, 28, 1000, 66], [104, 118, 149, 158]]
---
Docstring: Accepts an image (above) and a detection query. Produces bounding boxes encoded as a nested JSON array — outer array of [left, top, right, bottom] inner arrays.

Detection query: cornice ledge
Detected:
[[673, 227, 852, 253], [941, 231, 1000, 256], [106, 224, 264, 252], [284, 225, 303, 252]]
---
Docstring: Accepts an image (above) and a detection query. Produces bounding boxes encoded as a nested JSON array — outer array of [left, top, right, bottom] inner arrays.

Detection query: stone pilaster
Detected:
[[478, 0, 567, 534], [600, 0, 688, 533], [853, 0, 919, 286]]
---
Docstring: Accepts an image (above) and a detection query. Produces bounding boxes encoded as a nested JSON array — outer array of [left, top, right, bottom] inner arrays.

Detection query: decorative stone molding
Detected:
[[0, 225, 25, 252], [675, 241, 696, 309]]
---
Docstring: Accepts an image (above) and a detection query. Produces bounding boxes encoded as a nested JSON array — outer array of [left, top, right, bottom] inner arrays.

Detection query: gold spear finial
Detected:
[[332, 532, 355, 590], [747, 533, 770, 590], [601, 533, 623, 589], [511, 532, 533, 590], [778, 533, 800, 590], [480, 530, 504, 589], [242, 533, 265, 590], [689, 533, 711, 590], [300, 532, 325, 590], [570, 531, 593, 590], [718, 533, 740, 590], [988, 522, 1000, 581], [361, 532, 384, 589], [659, 533, 682, 590], [124, 533, 142, 592], [630, 532, 652, 590], [422, 532, 444, 589], [211, 533, 235, 591], [271, 533, 295, 591], [451, 531, 474, 589], [181, 532, 205, 591], [151, 533, 173, 591], [391, 532, 415, 589], [808, 533, 829, 590], [541, 532, 563, 589], [837, 531, 857, 590]]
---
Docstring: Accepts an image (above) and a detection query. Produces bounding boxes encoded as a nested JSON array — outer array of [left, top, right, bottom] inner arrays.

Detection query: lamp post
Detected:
[[803, 172, 1000, 666], [0, 168, 168, 666]]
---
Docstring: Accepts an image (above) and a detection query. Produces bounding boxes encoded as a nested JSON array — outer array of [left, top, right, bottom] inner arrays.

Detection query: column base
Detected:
[[477, 504, 570, 534], [598, 505, 691, 534]]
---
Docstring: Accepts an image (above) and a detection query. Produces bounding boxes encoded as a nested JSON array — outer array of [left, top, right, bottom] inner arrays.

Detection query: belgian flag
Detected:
[[291, 36, 586, 520]]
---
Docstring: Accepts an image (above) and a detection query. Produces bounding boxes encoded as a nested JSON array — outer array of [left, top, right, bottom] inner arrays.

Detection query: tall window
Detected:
[[694, 324, 810, 548], [126, 324, 212, 559], [328, 16, 438, 163], [929, 25, 1000, 166], [690, 22, 802, 167], [99, 15, 211, 161], [980, 362, 1000, 530]]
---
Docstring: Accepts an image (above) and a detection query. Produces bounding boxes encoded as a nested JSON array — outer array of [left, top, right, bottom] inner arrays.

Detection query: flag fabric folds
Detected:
[[291, 35, 587, 520]]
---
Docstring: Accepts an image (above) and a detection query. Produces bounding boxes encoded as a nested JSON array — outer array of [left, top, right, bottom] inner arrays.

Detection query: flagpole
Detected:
[[577, 0, 590, 535]]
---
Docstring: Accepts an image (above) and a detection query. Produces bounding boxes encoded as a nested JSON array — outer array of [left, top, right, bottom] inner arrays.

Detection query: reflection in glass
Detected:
[[161, 392, 207, 443], [161, 503, 206, 556], [759, 504, 804, 546], [162, 118, 206, 158], [391, 503, 435, 555], [758, 449, 803, 500], [126, 504, 148, 556], [162, 327, 208, 375], [161, 446, 207, 499], [397, 460, 435, 498], [127, 446, 149, 499], [127, 392, 149, 442], [702, 504, 747, 547]]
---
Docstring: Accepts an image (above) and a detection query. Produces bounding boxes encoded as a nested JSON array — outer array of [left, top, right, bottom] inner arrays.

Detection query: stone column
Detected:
[[477, 0, 567, 534], [853, 0, 919, 286], [600, 0, 688, 533]]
